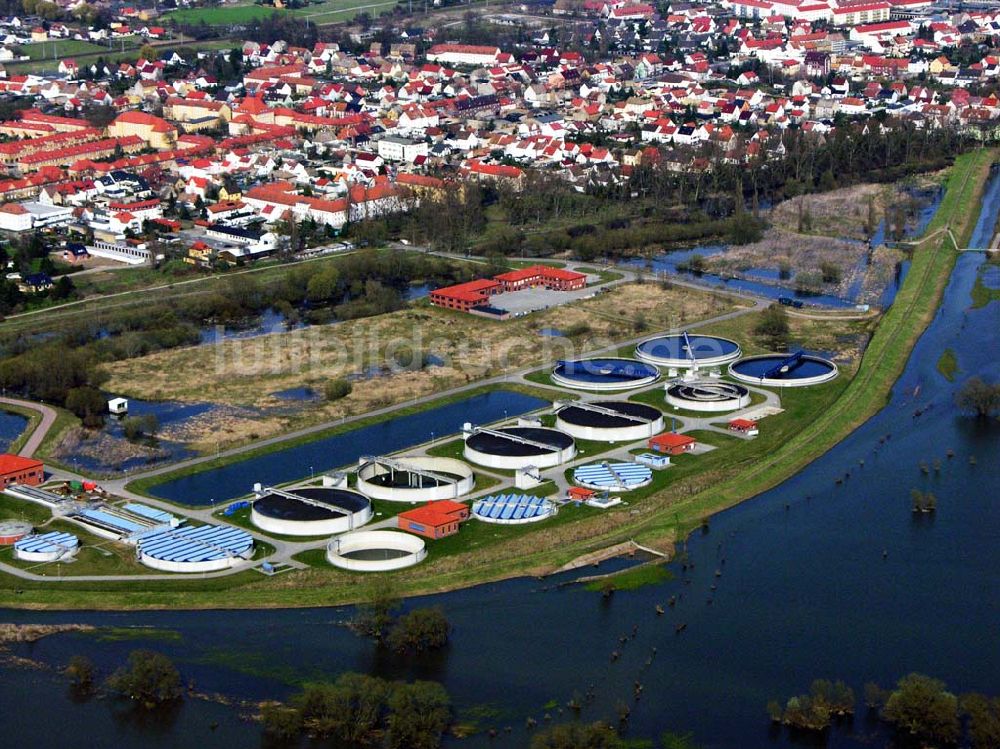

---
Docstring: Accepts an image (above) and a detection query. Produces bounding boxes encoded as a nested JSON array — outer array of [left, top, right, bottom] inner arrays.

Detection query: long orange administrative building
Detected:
[[430, 265, 586, 312]]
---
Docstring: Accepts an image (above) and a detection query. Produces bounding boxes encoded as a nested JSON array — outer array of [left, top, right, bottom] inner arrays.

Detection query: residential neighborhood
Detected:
[[0, 0, 995, 285]]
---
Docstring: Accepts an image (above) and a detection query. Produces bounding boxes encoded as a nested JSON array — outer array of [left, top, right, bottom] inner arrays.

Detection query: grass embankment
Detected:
[[583, 563, 673, 592], [0, 402, 79, 464], [0, 151, 990, 609], [0, 404, 40, 455]]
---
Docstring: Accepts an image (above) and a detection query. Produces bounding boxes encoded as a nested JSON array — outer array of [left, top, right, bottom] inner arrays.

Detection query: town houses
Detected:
[[0, 0, 994, 268]]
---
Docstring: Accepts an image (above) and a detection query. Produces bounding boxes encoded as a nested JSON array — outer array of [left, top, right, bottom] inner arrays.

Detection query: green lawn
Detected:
[[164, 0, 397, 25], [20, 39, 117, 61]]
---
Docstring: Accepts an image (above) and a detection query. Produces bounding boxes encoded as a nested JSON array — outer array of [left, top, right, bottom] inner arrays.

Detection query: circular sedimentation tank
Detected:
[[665, 380, 752, 412], [357, 456, 475, 503], [555, 400, 664, 442], [729, 352, 838, 387], [551, 357, 660, 391], [464, 426, 576, 470], [0, 520, 32, 545], [472, 493, 557, 525], [137, 524, 254, 573], [572, 461, 653, 491], [636, 334, 741, 369], [252, 487, 372, 537], [14, 531, 79, 562], [326, 530, 427, 571]]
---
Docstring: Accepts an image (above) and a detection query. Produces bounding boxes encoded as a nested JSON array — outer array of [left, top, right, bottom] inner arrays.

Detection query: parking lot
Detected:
[[489, 274, 602, 315]]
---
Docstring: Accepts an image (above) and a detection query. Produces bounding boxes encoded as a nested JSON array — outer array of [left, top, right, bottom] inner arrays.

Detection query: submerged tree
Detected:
[[955, 377, 1000, 419], [354, 577, 401, 641], [387, 607, 451, 654], [530, 720, 622, 749], [960, 692, 1000, 749], [65, 655, 96, 693], [105, 650, 182, 709], [881, 673, 960, 747]]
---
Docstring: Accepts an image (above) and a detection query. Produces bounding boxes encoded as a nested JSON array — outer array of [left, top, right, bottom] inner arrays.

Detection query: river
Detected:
[[1, 180, 998, 747]]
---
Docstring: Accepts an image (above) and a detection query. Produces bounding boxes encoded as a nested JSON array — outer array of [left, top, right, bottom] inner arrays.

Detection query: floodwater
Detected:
[[1, 178, 998, 748], [147, 389, 549, 505], [622, 187, 946, 310]]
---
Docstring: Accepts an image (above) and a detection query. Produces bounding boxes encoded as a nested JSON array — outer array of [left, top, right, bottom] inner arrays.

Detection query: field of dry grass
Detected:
[[101, 283, 739, 451]]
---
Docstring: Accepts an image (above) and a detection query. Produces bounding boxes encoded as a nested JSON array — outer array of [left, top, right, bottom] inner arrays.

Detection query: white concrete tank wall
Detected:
[[356, 456, 475, 503], [326, 530, 427, 572], [555, 414, 664, 443], [664, 381, 751, 412], [137, 551, 251, 574], [728, 356, 839, 388], [463, 441, 576, 471], [251, 502, 372, 537]]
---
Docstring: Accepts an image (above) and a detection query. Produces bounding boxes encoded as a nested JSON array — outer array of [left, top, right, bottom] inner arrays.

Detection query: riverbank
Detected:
[[0, 150, 993, 610]]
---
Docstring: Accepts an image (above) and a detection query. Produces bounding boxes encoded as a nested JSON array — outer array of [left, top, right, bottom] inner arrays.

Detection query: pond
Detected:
[[146, 389, 549, 505], [0, 409, 27, 452]]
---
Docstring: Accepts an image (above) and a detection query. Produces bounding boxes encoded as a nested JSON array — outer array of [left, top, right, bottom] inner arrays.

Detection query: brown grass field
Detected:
[[101, 283, 740, 451]]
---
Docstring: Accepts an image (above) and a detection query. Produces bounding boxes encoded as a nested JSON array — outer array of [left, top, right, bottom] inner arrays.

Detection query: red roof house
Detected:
[[648, 433, 697, 455], [397, 500, 469, 539], [0, 454, 44, 488]]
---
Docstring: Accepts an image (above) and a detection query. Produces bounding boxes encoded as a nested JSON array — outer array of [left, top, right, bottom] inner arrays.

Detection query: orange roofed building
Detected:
[[429, 265, 586, 313], [493, 265, 586, 292], [429, 278, 502, 312], [397, 500, 470, 539], [647, 433, 697, 456], [108, 111, 177, 150], [0, 454, 44, 489]]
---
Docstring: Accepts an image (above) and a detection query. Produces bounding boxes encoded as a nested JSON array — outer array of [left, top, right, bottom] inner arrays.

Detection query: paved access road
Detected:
[[0, 397, 57, 459]]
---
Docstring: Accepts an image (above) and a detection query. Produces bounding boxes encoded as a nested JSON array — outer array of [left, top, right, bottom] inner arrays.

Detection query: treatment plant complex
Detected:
[[0, 309, 843, 581]]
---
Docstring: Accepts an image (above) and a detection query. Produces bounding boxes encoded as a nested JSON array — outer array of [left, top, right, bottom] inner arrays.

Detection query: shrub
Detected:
[[325, 378, 353, 402], [754, 305, 790, 351]]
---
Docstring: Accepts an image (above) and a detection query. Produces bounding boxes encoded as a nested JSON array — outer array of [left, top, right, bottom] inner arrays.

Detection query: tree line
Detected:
[[769, 672, 1000, 748]]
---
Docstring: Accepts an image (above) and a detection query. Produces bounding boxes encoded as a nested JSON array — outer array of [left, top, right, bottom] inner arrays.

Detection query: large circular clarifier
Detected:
[[326, 530, 427, 571], [555, 400, 664, 442], [552, 358, 660, 391], [729, 352, 838, 387], [464, 426, 576, 470], [636, 334, 741, 369], [665, 381, 751, 412], [252, 487, 372, 536], [357, 456, 474, 502]]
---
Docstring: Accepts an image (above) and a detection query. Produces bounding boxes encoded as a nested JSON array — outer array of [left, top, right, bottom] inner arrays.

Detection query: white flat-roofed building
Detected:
[[377, 136, 428, 163]]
